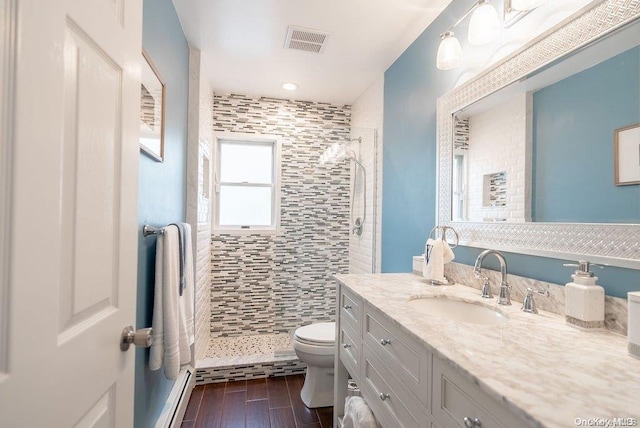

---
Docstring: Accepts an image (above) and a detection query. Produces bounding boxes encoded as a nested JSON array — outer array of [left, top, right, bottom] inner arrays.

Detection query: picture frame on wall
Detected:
[[140, 50, 165, 162], [614, 124, 640, 186]]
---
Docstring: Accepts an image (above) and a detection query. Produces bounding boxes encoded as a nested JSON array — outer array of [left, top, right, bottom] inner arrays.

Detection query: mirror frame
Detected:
[[436, 0, 640, 269]]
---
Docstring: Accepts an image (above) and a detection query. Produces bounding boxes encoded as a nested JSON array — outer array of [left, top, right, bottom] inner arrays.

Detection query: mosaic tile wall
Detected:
[[211, 93, 351, 338], [453, 117, 469, 150], [195, 360, 307, 385]]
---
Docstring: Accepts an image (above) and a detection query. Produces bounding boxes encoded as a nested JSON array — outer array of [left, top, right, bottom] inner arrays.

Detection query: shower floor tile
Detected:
[[198, 333, 296, 369]]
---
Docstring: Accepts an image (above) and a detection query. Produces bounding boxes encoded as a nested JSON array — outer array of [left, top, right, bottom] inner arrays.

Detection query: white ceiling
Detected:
[[172, 0, 453, 105]]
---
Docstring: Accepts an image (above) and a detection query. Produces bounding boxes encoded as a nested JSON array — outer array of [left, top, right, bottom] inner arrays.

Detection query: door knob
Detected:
[[120, 325, 153, 351]]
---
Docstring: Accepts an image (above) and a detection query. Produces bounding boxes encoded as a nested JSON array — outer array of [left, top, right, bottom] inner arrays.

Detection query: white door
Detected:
[[0, 0, 142, 426]]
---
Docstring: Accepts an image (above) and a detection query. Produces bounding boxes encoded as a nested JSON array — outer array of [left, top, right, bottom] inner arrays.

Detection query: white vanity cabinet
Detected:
[[431, 357, 528, 428], [334, 283, 531, 428]]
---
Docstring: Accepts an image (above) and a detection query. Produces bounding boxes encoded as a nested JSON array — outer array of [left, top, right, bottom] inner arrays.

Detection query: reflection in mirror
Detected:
[[451, 21, 640, 224], [452, 93, 531, 222], [532, 46, 639, 223]]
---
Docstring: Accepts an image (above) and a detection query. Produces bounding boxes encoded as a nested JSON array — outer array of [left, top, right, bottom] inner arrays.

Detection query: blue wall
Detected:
[[382, 0, 640, 298], [135, 0, 189, 426], [382, 0, 475, 273], [532, 47, 640, 223]]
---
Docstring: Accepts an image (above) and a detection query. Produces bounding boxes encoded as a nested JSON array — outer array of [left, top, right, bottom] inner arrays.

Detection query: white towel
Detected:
[[343, 396, 379, 428], [423, 238, 447, 283], [443, 240, 455, 264], [149, 224, 195, 380], [179, 223, 195, 361]]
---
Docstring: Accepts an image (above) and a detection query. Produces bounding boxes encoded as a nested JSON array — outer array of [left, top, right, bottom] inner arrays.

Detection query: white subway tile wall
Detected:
[[467, 93, 529, 222], [349, 76, 384, 274], [186, 49, 214, 362]]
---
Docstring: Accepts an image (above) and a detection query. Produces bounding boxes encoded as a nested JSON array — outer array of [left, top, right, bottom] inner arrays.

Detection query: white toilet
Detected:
[[293, 321, 336, 408]]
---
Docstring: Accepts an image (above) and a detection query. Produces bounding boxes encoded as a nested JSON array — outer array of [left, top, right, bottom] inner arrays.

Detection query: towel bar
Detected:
[[428, 225, 459, 248], [143, 224, 165, 237]]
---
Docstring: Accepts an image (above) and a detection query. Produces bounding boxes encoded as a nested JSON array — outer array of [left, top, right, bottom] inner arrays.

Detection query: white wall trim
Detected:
[[0, 0, 17, 377], [155, 367, 195, 428]]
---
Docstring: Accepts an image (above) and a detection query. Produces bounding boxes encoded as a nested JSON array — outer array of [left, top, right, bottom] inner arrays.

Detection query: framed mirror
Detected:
[[437, 0, 640, 269], [140, 50, 166, 162]]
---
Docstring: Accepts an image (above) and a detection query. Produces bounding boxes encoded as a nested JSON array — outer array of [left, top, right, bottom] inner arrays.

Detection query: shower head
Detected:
[[317, 136, 367, 236], [318, 137, 361, 165], [319, 141, 350, 165]]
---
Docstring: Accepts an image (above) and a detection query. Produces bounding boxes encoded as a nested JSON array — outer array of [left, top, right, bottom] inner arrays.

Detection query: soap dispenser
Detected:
[[563, 261, 605, 330]]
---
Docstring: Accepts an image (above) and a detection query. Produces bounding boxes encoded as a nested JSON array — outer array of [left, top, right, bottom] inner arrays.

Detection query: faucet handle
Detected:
[[479, 276, 493, 299], [521, 287, 549, 314]]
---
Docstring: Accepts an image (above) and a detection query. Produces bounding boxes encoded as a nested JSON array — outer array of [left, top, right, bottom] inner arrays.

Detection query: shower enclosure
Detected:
[[195, 93, 378, 385]]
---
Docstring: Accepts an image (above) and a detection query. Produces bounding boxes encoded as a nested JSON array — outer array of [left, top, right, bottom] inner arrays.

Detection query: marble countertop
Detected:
[[334, 273, 640, 428]]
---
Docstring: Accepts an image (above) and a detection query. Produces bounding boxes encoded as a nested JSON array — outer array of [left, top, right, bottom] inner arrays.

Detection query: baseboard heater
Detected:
[[155, 366, 195, 428]]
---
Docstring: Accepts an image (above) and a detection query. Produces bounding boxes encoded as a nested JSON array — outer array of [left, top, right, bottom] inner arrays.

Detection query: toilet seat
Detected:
[[295, 336, 334, 346], [292, 321, 336, 408], [294, 322, 335, 346]]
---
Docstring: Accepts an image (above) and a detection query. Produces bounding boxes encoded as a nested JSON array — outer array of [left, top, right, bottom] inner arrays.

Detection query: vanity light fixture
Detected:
[[436, 0, 501, 70], [436, 31, 463, 70], [437, 0, 548, 70], [468, 0, 501, 45], [282, 82, 298, 91], [503, 0, 549, 27]]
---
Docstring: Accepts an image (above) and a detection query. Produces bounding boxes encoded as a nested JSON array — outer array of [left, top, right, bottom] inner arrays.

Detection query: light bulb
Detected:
[[282, 82, 298, 91], [436, 32, 463, 70], [510, 0, 548, 11], [468, 1, 501, 45]]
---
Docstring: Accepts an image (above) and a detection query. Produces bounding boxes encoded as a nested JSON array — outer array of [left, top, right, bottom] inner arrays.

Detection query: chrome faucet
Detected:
[[474, 249, 511, 305]]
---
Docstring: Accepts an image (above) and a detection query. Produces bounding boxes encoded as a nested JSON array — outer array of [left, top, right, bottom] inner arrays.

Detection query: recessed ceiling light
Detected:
[[282, 82, 298, 91]]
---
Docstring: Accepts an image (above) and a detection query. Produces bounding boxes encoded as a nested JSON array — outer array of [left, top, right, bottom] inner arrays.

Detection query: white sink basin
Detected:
[[407, 297, 508, 325]]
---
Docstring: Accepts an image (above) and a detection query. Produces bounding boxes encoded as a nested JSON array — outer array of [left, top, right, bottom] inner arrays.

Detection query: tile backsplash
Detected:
[[440, 261, 628, 336]]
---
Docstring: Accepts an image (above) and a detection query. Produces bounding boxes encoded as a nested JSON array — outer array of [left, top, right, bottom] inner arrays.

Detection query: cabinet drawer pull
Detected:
[[463, 417, 481, 427], [378, 392, 390, 401], [380, 338, 391, 346], [343, 304, 352, 310], [342, 343, 351, 349]]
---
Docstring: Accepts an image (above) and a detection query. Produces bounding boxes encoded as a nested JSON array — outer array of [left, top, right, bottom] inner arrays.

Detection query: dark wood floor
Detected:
[[182, 375, 333, 428]]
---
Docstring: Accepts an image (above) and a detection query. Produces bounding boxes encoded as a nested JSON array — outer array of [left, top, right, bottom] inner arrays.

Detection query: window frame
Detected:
[[452, 150, 467, 221], [213, 132, 281, 234]]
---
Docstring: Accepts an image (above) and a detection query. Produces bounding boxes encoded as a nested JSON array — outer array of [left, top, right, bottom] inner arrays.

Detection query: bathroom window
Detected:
[[214, 135, 280, 233], [452, 152, 467, 221]]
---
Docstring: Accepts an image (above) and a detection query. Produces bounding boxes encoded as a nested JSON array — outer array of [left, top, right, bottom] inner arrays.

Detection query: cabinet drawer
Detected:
[[340, 286, 362, 331], [364, 304, 430, 406], [432, 357, 529, 428], [361, 345, 428, 428], [339, 324, 360, 377]]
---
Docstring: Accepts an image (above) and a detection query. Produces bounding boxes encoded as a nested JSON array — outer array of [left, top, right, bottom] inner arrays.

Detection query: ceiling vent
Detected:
[[284, 26, 329, 54]]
